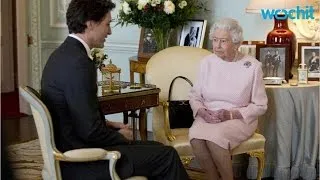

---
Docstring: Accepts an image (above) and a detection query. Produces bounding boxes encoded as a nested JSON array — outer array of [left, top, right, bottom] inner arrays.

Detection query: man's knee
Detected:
[[162, 146, 180, 158], [150, 141, 164, 146]]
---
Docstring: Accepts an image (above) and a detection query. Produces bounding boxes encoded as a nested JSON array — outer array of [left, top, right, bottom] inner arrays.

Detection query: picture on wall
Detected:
[[256, 44, 290, 81], [138, 28, 157, 59], [298, 43, 320, 81], [179, 20, 207, 48]]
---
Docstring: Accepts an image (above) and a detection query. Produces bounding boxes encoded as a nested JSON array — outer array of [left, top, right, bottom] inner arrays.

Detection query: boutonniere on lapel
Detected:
[[243, 61, 252, 68], [91, 48, 108, 69]]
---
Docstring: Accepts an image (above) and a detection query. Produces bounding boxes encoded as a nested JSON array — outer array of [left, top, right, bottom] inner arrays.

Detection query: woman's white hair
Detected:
[[209, 18, 243, 45]]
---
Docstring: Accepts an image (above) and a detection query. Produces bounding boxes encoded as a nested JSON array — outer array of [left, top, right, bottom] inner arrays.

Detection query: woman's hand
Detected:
[[215, 109, 243, 121], [197, 108, 221, 124], [198, 108, 243, 122]]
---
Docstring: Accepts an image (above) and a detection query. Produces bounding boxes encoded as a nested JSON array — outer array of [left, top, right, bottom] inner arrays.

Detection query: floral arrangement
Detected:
[[117, 0, 207, 51], [118, 0, 205, 29], [91, 48, 108, 69]]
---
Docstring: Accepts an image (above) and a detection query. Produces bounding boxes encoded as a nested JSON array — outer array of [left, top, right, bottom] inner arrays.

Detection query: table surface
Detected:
[[97, 81, 160, 99], [97, 81, 160, 141], [265, 80, 320, 88]]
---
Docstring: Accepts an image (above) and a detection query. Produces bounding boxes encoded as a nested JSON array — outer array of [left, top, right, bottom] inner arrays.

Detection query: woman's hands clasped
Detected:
[[197, 108, 221, 123], [197, 108, 240, 124]]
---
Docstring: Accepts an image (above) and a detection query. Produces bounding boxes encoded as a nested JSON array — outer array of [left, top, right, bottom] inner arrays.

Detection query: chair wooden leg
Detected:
[[248, 151, 264, 180]]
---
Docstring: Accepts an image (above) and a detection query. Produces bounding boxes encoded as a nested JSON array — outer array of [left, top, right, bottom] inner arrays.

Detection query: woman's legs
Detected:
[[206, 141, 233, 180], [190, 139, 220, 180]]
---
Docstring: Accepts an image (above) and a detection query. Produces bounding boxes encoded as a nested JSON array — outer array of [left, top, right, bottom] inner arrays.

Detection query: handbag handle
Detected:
[[168, 76, 193, 100]]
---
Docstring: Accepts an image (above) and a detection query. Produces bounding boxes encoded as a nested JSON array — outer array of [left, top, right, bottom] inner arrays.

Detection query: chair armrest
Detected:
[[162, 101, 176, 141], [55, 148, 121, 180], [61, 148, 121, 162]]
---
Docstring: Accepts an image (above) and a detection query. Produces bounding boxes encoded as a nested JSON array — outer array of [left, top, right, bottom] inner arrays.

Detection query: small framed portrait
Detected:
[[238, 41, 265, 57], [298, 43, 320, 81], [138, 28, 157, 59], [256, 44, 291, 81], [179, 20, 207, 48]]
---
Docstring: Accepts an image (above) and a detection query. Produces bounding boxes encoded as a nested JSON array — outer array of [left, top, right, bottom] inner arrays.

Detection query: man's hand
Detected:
[[105, 121, 133, 140], [118, 128, 133, 141], [106, 121, 130, 129], [197, 108, 221, 124]]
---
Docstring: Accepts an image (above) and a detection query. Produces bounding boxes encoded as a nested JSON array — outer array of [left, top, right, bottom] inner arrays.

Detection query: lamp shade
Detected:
[[246, 0, 314, 13]]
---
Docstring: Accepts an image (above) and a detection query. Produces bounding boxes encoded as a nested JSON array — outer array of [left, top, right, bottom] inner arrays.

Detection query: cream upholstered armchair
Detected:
[[19, 86, 147, 180], [146, 46, 266, 180]]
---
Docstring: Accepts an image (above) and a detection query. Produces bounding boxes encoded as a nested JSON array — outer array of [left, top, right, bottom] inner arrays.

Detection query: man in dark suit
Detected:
[[272, 50, 281, 77], [264, 50, 273, 77], [41, 0, 189, 179]]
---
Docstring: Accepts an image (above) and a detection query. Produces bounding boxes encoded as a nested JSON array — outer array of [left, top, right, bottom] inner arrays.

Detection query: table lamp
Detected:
[[246, 0, 314, 78]]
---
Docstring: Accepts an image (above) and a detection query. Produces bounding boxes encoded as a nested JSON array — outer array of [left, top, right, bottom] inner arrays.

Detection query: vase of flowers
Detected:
[[151, 28, 173, 51], [118, 0, 206, 51], [91, 48, 108, 69]]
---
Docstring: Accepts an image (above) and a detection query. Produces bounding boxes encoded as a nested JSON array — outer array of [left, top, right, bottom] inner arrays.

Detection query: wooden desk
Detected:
[[129, 56, 149, 84], [97, 82, 160, 141]]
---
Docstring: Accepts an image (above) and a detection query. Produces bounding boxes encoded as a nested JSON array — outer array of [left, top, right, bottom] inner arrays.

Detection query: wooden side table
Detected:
[[129, 56, 149, 84], [128, 56, 151, 140], [98, 83, 160, 141]]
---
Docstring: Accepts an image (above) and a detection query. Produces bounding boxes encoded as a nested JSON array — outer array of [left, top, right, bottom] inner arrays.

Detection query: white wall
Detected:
[[210, 0, 273, 42], [16, 0, 31, 114], [103, 0, 277, 131], [37, 0, 291, 131], [40, 0, 277, 82]]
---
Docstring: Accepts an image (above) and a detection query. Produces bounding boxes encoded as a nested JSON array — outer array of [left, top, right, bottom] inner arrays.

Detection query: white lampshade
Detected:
[[246, 0, 315, 13]]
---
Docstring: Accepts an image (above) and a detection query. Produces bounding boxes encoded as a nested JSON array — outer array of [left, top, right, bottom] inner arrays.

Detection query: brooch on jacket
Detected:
[[244, 61, 252, 68]]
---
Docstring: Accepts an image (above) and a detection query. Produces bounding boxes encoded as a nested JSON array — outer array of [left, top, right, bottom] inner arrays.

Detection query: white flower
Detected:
[[178, 1, 187, 9], [96, 50, 105, 59], [155, 0, 161, 5], [120, 3, 123, 10], [137, 0, 149, 10], [91, 48, 108, 68], [122, 1, 131, 14], [137, 4, 143, 10], [150, 0, 157, 7], [164, 0, 175, 14]]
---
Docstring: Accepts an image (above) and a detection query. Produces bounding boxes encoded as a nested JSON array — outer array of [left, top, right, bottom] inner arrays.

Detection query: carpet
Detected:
[[7, 139, 43, 180], [6, 139, 205, 180]]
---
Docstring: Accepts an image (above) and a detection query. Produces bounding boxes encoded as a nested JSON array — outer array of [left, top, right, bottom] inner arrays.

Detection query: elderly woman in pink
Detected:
[[189, 18, 268, 180]]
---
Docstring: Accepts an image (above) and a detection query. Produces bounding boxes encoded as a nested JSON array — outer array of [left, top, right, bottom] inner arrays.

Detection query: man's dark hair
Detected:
[[66, 0, 115, 34]]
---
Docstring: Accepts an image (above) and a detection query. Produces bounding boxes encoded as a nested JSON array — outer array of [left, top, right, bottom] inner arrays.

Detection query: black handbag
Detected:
[[167, 76, 194, 129]]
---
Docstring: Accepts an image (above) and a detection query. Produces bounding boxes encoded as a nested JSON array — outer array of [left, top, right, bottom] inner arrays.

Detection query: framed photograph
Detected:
[[298, 43, 320, 81], [179, 20, 207, 48], [238, 41, 265, 57], [138, 28, 157, 59], [256, 44, 291, 81]]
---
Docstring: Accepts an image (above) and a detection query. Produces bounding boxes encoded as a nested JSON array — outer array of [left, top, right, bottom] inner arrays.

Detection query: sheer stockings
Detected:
[[190, 139, 233, 180]]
